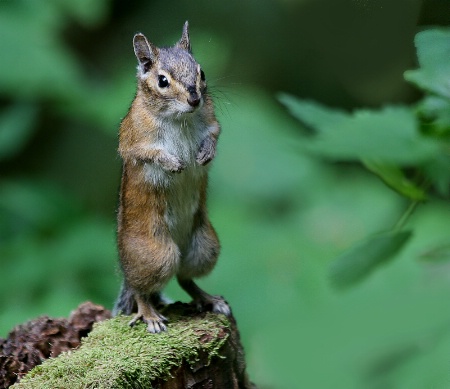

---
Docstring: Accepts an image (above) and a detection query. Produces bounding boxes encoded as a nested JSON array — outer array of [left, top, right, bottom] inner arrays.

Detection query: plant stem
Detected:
[[393, 200, 420, 231]]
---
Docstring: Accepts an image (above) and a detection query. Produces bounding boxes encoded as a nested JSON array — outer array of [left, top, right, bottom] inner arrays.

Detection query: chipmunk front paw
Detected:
[[159, 153, 185, 173], [196, 137, 216, 166]]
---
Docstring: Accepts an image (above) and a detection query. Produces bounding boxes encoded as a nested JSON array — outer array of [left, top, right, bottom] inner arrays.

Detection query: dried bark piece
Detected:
[[0, 301, 111, 388]]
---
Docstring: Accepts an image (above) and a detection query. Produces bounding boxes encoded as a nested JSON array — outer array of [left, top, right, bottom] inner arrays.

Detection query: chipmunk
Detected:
[[113, 22, 230, 333]]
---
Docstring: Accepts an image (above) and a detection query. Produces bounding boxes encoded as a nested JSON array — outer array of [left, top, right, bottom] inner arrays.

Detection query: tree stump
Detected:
[[0, 301, 256, 388]]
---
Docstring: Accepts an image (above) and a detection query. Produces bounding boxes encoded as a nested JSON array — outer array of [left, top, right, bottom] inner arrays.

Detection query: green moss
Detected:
[[12, 311, 230, 389]]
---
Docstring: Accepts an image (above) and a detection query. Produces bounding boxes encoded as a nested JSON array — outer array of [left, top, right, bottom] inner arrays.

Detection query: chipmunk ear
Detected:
[[176, 21, 192, 52], [133, 33, 157, 73]]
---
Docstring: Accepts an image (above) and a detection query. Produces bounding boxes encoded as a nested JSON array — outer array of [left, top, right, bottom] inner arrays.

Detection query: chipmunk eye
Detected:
[[200, 69, 205, 81], [158, 75, 169, 88]]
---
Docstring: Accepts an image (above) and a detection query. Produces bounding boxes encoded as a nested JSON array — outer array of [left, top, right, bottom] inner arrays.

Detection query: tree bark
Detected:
[[0, 302, 111, 388], [1, 301, 256, 389]]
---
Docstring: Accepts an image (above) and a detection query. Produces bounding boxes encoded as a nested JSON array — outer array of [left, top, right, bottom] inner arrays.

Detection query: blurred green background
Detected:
[[1, 0, 450, 388]]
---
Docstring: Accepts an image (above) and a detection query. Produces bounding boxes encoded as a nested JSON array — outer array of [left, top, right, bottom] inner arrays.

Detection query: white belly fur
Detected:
[[165, 165, 204, 252], [143, 117, 208, 253]]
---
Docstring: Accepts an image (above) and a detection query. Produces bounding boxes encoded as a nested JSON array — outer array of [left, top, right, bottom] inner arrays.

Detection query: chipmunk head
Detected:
[[133, 21, 207, 117]]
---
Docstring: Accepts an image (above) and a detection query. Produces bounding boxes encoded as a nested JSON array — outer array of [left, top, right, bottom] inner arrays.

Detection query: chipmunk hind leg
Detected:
[[113, 282, 137, 316], [113, 283, 170, 316], [177, 277, 230, 316], [180, 215, 220, 278], [113, 284, 167, 333], [177, 218, 230, 316], [129, 293, 168, 333], [118, 232, 180, 332]]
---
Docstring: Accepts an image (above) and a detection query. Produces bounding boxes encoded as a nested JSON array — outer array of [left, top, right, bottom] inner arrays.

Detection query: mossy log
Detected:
[[3, 302, 255, 388]]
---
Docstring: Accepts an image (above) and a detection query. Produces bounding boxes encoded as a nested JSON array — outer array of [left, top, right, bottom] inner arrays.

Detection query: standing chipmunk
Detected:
[[113, 22, 230, 333]]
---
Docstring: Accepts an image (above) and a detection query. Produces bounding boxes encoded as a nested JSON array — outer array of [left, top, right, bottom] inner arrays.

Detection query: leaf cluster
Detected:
[[280, 28, 450, 288]]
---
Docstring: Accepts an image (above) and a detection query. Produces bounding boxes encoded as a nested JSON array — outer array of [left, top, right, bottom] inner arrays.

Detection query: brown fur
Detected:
[[114, 22, 229, 333]]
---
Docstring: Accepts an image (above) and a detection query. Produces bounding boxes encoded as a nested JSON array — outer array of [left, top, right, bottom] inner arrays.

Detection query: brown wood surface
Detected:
[[0, 302, 257, 389]]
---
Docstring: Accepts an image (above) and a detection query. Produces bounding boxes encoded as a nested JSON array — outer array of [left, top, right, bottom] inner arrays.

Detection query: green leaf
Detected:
[[418, 96, 450, 135], [418, 244, 450, 263], [278, 93, 348, 132], [404, 29, 450, 99], [423, 153, 450, 198], [329, 230, 412, 289], [279, 95, 439, 164], [0, 103, 38, 160], [363, 161, 426, 201]]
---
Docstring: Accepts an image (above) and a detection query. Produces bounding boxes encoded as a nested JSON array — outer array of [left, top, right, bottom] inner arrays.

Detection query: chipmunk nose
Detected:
[[187, 86, 200, 107]]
